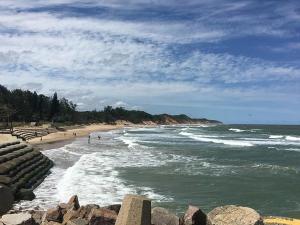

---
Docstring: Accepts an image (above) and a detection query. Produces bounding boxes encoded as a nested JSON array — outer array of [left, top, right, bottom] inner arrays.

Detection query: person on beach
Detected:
[[88, 135, 91, 143], [98, 135, 101, 140]]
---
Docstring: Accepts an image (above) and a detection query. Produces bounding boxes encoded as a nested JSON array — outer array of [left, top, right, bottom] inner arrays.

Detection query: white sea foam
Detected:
[[285, 148, 300, 152], [229, 128, 246, 133], [269, 135, 284, 139], [180, 132, 254, 147], [286, 136, 300, 141], [56, 147, 174, 205]]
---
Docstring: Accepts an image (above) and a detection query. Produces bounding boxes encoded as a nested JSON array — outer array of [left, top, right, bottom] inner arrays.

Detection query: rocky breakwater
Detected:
[[2, 194, 298, 225], [0, 141, 54, 215]]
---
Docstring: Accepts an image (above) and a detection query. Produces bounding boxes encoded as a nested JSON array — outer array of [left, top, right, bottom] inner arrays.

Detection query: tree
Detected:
[[50, 92, 60, 120]]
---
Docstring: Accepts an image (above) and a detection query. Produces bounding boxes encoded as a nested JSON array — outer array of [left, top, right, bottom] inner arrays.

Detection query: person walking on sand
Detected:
[[88, 135, 91, 144]]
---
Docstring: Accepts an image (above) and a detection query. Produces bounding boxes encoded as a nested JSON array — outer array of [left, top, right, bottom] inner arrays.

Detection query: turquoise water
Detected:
[[17, 124, 300, 218]]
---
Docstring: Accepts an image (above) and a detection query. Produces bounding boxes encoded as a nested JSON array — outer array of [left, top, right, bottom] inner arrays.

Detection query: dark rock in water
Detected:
[[0, 185, 14, 216], [66, 218, 88, 225], [103, 205, 121, 214], [0, 213, 35, 225], [88, 208, 117, 225], [182, 205, 207, 225], [67, 196, 80, 210], [151, 207, 179, 225], [16, 189, 36, 201], [207, 205, 264, 225], [45, 207, 63, 223]]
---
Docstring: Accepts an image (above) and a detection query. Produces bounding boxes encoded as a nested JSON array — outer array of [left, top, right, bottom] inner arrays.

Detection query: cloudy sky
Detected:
[[0, 0, 299, 124]]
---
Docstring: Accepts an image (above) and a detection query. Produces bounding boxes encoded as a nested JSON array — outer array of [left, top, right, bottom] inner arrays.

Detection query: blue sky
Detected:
[[0, 0, 299, 124]]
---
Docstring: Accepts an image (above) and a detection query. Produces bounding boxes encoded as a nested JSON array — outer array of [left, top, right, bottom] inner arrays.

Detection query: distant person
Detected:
[[88, 135, 91, 143], [98, 135, 101, 140], [40, 136, 43, 141]]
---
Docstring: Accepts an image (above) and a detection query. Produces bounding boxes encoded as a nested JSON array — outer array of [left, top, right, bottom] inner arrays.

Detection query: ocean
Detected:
[[16, 124, 300, 218]]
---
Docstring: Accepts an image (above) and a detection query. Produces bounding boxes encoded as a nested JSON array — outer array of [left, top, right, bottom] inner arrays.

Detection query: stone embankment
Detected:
[[11, 128, 57, 141], [0, 141, 53, 215], [2, 195, 299, 225]]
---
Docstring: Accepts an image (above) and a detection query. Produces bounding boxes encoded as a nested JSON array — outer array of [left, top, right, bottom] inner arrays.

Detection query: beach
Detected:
[[8, 124, 299, 219], [27, 123, 125, 145]]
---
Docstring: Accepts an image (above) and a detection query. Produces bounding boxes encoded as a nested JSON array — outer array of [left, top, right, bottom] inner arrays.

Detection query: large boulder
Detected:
[[0, 185, 14, 216], [182, 205, 207, 225], [0, 213, 35, 225], [104, 204, 121, 215], [66, 218, 88, 225], [115, 194, 151, 225], [67, 196, 80, 210], [62, 209, 79, 225], [44, 206, 63, 223], [76, 205, 100, 219], [151, 207, 179, 225], [207, 205, 264, 225], [88, 208, 117, 225]]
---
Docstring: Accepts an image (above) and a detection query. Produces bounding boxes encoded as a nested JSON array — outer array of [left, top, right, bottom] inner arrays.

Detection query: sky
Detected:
[[0, 0, 299, 124]]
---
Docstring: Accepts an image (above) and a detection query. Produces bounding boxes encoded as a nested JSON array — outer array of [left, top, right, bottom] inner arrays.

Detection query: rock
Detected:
[[207, 205, 264, 225], [0, 213, 35, 225], [151, 207, 179, 225], [63, 209, 79, 225], [104, 204, 121, 215], [67, 196, 80, 210], [16, 189, 36, 201], [115, 194, 151, 225], [88, 208, 117, 225], [0, 185, 14, 216], [59, 203, 69, 215], [42, 222, 61, 225], [45, 207, 63, 223], [67, 218, 88, 225], [76, 205, 99, 220], [182, 205, 207, 225], [31, 211, 45, 225]]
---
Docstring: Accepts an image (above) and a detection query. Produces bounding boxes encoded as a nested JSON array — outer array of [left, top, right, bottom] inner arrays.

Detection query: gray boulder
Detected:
[[151, 207, 179, 225], [207, 205, 264, 225]]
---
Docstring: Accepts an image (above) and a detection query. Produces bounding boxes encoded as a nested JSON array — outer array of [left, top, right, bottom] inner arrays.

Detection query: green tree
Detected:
[[50, 92, 60, 120]]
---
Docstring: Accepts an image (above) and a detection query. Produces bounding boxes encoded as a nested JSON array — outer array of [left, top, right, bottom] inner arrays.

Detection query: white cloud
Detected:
[[0, 0, 299, 123]]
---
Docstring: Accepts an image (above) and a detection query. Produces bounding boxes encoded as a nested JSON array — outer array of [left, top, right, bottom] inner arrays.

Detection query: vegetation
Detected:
[[0, 84, 220, 126]]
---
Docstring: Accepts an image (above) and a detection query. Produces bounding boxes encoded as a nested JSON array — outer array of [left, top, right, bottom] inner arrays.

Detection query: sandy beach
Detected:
[[27, 123, 125, 145]]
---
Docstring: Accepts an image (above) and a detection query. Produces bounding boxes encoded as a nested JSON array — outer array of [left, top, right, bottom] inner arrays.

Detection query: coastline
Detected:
[[27, 123, 126, 149]]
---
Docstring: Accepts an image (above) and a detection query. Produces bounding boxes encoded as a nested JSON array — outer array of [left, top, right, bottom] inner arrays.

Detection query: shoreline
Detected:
[[27, 123, 126, 150]]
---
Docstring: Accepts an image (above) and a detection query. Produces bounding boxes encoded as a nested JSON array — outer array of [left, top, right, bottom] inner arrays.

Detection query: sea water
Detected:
[[15, 125, 300, 218]]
